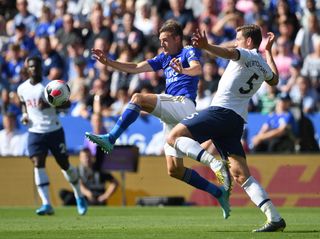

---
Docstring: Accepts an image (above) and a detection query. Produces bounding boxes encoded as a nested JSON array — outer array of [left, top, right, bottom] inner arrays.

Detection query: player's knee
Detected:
[[166, 133, 177, 147], [130, 93, 142, 104], [31, 156, 45, 168]]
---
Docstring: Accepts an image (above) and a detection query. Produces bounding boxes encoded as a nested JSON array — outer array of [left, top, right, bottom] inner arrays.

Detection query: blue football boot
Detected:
[[76, 197, 88, 216], [85, 133, 114, 153], [217, 186, 231, 219], [36, 204, 54, 216]]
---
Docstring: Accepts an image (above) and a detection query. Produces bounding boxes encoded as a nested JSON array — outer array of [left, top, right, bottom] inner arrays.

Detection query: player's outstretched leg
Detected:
[[85, 102, 141, 153], [61, 165, 88, 215], [182, 168, 230, 219], [174, 137, 232, 193]]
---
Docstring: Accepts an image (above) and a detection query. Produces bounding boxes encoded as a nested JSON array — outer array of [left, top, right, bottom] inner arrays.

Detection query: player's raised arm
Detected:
[[192, 29, 239, 61], [91, 48, 153, 74], [264, 32, 279, 86]]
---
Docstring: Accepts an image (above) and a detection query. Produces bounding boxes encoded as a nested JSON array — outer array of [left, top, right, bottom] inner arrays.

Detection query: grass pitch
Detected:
[[0, 207, 319, 239]]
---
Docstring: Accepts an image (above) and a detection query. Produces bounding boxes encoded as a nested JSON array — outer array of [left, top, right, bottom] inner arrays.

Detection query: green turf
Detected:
[[0, 207, 319, 239]]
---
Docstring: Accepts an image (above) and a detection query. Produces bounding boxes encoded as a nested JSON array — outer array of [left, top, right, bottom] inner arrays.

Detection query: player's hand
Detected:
[[38, 97, 51, 109], [97, 195, 106, 203], [192, 29, 209, 49], [170, 58, 183, 74], [91, 48, 108, 65], [265, 32, 275, 52], [20, 113, 29, 125]]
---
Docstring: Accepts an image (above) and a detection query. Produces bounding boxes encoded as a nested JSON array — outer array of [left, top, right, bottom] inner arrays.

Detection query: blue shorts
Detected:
[[181, 106, 246, 159], [28, 128, 68, 159]]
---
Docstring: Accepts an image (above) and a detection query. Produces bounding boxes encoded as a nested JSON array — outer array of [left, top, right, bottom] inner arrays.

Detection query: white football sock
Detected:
[[174, 136, 223, 172], [34, 168, 50, 205], [242, 176, 281, 222], [61, 165, 82, 199]]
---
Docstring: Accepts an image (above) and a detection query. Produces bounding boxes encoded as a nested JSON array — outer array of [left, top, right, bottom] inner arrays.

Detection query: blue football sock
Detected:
[[182, 168, 222, 198], [108, 102, 141, 144]]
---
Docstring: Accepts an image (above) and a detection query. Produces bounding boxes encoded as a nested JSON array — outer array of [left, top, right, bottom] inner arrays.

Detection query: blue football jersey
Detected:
[[147, 46, 201, 101]]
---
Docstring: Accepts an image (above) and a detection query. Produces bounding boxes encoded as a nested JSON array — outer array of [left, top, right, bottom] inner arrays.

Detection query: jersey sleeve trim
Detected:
[[265, 72, 275, 82]]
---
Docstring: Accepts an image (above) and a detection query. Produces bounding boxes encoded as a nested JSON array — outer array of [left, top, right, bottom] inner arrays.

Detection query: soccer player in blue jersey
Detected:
[[167, 25, 286, 232], [86, 20, 231, 218]]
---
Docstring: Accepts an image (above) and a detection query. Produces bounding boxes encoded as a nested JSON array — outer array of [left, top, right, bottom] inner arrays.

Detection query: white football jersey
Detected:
[[17, 79, 62, 133], [211, 48, 273, 121]]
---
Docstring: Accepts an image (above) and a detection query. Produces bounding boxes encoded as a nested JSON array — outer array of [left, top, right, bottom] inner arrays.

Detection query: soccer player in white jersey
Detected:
[[17, 56, 87, 216], [167, 25, 286, 232]]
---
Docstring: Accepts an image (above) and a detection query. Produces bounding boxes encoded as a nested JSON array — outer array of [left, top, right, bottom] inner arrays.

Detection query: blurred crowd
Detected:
[[0, 0, 319, 154]]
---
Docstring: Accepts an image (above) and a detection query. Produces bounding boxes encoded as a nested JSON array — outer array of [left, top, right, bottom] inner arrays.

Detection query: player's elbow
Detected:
[[266, 74, 279, 86]]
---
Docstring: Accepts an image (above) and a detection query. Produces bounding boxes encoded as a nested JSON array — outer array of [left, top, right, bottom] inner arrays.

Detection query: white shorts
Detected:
[[151, 94, 196, 158]]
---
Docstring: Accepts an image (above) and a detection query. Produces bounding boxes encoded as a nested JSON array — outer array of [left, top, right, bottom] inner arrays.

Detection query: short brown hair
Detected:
[[159, 20, 183, 40], [236, 24, 262, 48]]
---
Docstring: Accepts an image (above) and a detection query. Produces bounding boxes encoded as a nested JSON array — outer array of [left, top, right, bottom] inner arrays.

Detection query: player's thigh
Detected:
[[180, 108, 218, 144], [28, 131, 49, 158], [47, 128, 69, 168], [152, 94, 196, 124]]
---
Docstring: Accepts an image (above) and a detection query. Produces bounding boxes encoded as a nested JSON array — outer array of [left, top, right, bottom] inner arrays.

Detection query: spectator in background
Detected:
[[294, 13, 320, 59], [34, 5, 53, 38], [0, 110, 27, 156], [257, 84, 278, 115], [299, 0, 320, 28], [83, 112, 108, 169], [280, 58, 303, 93], [88, 37, 112, 82], [164, 0, 196, 36], [198, 0, 219, 31], [50, 0, 68, 35], [68, 56, 90, 101], [53, 13, 82, 58], [196, 79, 212, 111], [270, 0, 299, 37], [110, 48, 140, 98], [3, 43, 24, 92], [273, 36, 296, 88], [36, 36, 65, 81], [109, 86, 130, 116], [201, 60, 221, 95], [290, 75, 318, 113], [252, 93, 296, 153], [134, 0, 154, 36], [301, 36, 320, 92], [112, 11, 144, 59], [13, 0, 37, 37], [244, 0, 269, 25], [277, 18, 298, 44], [8, 22, 36, 58], [60, 148, 118, 206], [85, 6, 113, 52], [84, 78, 114, 118], [219, 0, 242, 19]]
